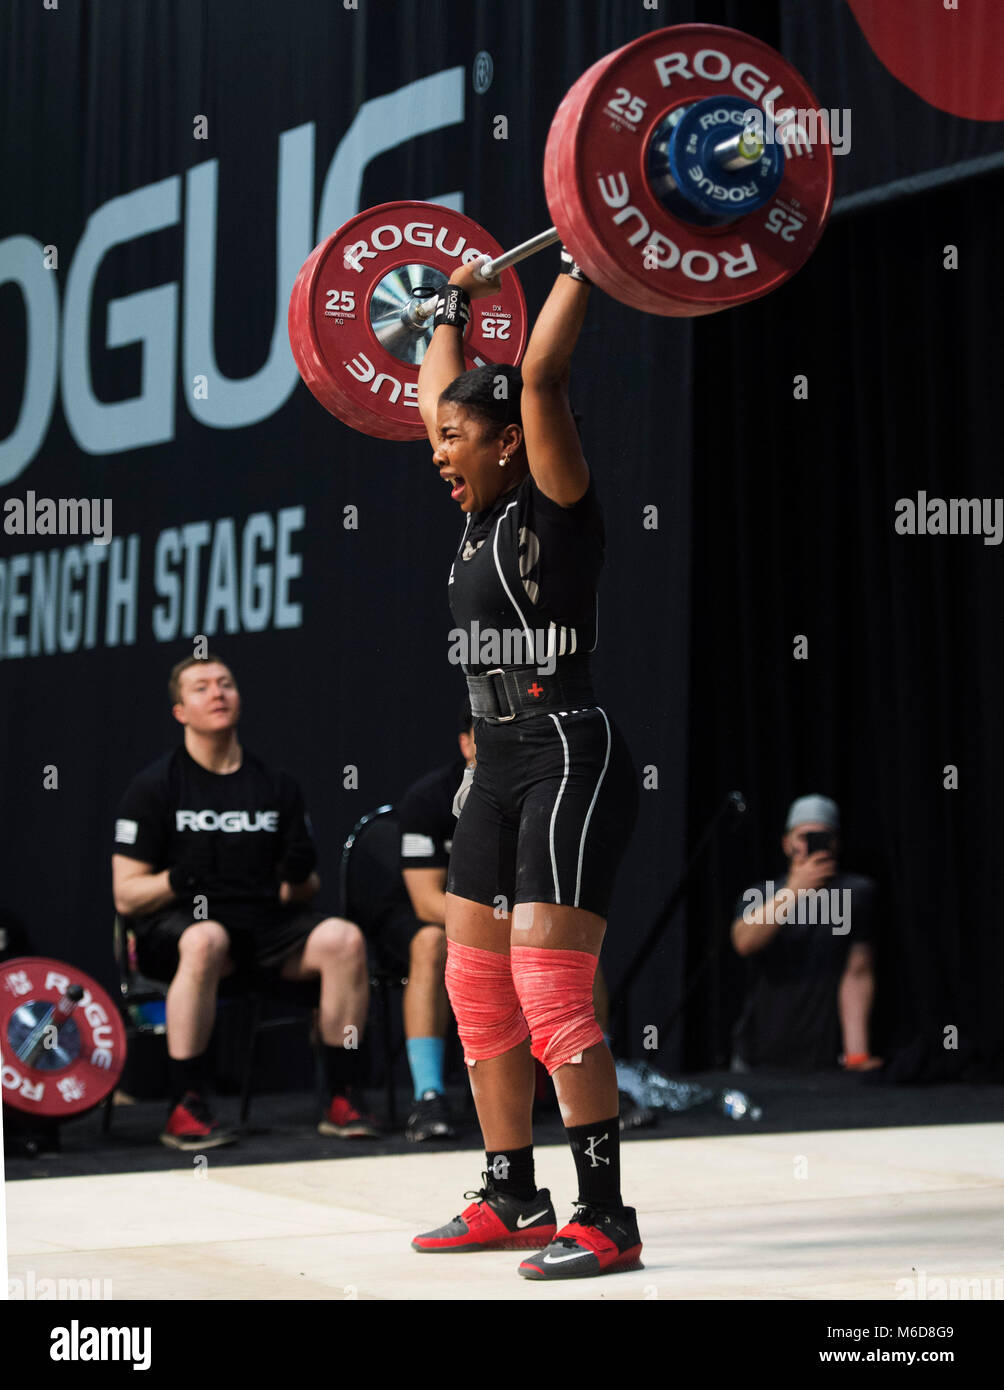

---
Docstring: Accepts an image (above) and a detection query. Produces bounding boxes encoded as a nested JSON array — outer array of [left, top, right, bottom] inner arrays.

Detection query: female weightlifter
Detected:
[[410, 248, 642, 1280]]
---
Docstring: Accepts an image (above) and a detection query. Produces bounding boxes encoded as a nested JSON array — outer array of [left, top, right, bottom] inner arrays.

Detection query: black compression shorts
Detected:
[[131, 905, 329, 984], [446, 706, 637, 919]]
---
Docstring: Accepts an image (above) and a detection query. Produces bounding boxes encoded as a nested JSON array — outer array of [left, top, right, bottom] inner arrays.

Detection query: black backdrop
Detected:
[[686, 165, 1004, 1078], [1, 0, 1001, 1077]]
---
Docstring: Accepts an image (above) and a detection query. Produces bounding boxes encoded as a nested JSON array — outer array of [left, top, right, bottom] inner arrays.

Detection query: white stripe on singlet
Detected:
[[492, 498, 534, 649], [546, 713, 571, 904], [449, 515, 472, 588]]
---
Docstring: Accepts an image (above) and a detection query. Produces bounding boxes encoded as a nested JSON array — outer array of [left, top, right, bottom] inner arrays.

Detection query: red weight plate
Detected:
[[288, 246, 378, 436], [547, 52, 671, 316], [847, 0, 1004, 123], [1, 957, 127, 1118], [289, 201, 528, 440], [548, 48, 712, 319], [545, 24, 835, 316]]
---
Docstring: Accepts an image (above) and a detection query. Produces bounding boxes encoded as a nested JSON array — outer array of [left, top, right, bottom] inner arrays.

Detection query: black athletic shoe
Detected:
[[518, 1203, 643, 1279], [412, 1179, 557, 1252], [406, 1090, 456, 1143], [619, 1094, 659, 1131]]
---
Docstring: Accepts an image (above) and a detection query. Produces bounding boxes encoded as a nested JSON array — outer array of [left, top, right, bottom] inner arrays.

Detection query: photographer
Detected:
[[730, 795, 881, 1072]]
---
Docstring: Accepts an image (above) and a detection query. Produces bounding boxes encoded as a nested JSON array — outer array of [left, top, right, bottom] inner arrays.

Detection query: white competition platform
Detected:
[[6, 1124, 1004, 1301]]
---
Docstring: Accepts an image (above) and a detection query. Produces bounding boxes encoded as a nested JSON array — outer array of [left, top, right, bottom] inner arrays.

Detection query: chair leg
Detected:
[[239, 996, 263, 1126], [382, 979, 397, 1130], [313, 1038, 327, 1122]]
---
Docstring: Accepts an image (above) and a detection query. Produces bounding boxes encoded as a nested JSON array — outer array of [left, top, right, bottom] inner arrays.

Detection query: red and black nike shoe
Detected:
[[518, 1204, 643, 1279], [412, 1177, 557, 1253], [160, 1091, 237, 1151]]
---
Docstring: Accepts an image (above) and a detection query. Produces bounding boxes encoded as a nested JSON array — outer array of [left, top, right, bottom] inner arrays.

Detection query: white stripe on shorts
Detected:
[[574, 707, 612, 908], [546, 713, 571, 904]]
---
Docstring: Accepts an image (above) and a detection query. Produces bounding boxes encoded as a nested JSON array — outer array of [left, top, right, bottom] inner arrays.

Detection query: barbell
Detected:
[[288, 23, 834, 439]]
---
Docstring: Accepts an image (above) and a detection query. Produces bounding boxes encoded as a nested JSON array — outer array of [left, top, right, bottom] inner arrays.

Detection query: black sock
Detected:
[[169, 1053, 208, 1105], [324, 1043, 359, 1099], [485, 1145, 536, 1200], [565, 1117, 622, 1210]]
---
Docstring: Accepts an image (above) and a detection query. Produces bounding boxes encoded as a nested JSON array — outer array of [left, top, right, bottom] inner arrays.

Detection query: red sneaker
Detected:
[[518, 1204, 644, 1279], [318, 1093, 382, 1138], [412, 1180, 557, 1252], [160, 1091, 237, 1151]]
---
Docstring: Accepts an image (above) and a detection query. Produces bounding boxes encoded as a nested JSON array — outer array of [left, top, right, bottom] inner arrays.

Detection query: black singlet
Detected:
[[448, 471, 604, 673]]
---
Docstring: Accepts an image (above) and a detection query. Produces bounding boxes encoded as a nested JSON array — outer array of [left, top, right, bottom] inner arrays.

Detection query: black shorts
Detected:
[[132, 904, 330, 984], [447, 706, 638, 919]]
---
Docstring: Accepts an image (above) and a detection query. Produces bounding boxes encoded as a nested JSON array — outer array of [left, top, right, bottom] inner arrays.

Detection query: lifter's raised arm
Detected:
[[417, 279, 477, 445], [517, 260, 591, 506]]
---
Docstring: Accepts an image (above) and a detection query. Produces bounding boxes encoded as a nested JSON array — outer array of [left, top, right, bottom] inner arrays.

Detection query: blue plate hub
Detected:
[[647, 96, 786, 227]]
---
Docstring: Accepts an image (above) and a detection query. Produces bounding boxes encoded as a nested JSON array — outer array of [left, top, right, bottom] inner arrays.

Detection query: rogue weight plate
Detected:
[[545, 24, 834, 316], [1, 957, 126, 1118], [289, 201, 528, 440]]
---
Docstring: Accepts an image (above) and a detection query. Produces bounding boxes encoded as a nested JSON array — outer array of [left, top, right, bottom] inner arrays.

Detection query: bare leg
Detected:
[[281, 917, 369, 1045], [403, 924, 449, 1039], [446, 892, 535, 1151], [166, 921, 233, 1059]]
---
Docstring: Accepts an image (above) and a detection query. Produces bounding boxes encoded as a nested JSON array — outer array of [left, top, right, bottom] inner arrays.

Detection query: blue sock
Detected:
[[406, 1037, 445, 1100]]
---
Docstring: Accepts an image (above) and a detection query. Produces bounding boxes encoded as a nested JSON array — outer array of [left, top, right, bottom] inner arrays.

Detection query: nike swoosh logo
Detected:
[[542, 1250, 591, 1264], [515, 1211, 549, 1228]]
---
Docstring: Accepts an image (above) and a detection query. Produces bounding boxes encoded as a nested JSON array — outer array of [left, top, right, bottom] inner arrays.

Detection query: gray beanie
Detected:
[[785, 794, 840, 831]]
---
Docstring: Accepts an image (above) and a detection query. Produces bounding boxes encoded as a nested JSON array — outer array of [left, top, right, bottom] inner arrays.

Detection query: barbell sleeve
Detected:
[[712, 127, 765, 171]]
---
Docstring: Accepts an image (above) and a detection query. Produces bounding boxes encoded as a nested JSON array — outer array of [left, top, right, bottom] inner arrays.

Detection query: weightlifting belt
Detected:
[[467, 657, 595, 723]]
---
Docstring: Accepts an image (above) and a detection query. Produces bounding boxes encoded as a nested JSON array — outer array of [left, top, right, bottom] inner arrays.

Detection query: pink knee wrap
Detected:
[[509, 946, 603, 1075], [444, 939, 529, 1065]]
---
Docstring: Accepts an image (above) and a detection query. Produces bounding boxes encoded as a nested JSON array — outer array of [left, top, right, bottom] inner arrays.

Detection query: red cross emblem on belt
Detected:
[[526, 682, 544, 699]]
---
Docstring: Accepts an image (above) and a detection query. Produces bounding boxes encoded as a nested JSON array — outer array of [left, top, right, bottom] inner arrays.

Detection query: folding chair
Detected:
[[339, 805, 410, 1128], [108, 915, 325, 1130]]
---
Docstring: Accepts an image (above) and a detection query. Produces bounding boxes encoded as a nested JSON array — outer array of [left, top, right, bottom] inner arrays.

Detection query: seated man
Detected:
[[729, 794, 880, 1073], [111, 652, 376, 1149]]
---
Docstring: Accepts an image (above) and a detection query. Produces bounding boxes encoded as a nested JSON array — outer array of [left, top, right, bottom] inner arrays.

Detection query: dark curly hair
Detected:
[[439, 364, 523, 439]]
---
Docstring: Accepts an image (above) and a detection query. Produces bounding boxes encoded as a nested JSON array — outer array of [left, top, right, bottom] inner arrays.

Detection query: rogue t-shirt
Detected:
[[113, 745, 317, 932]]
